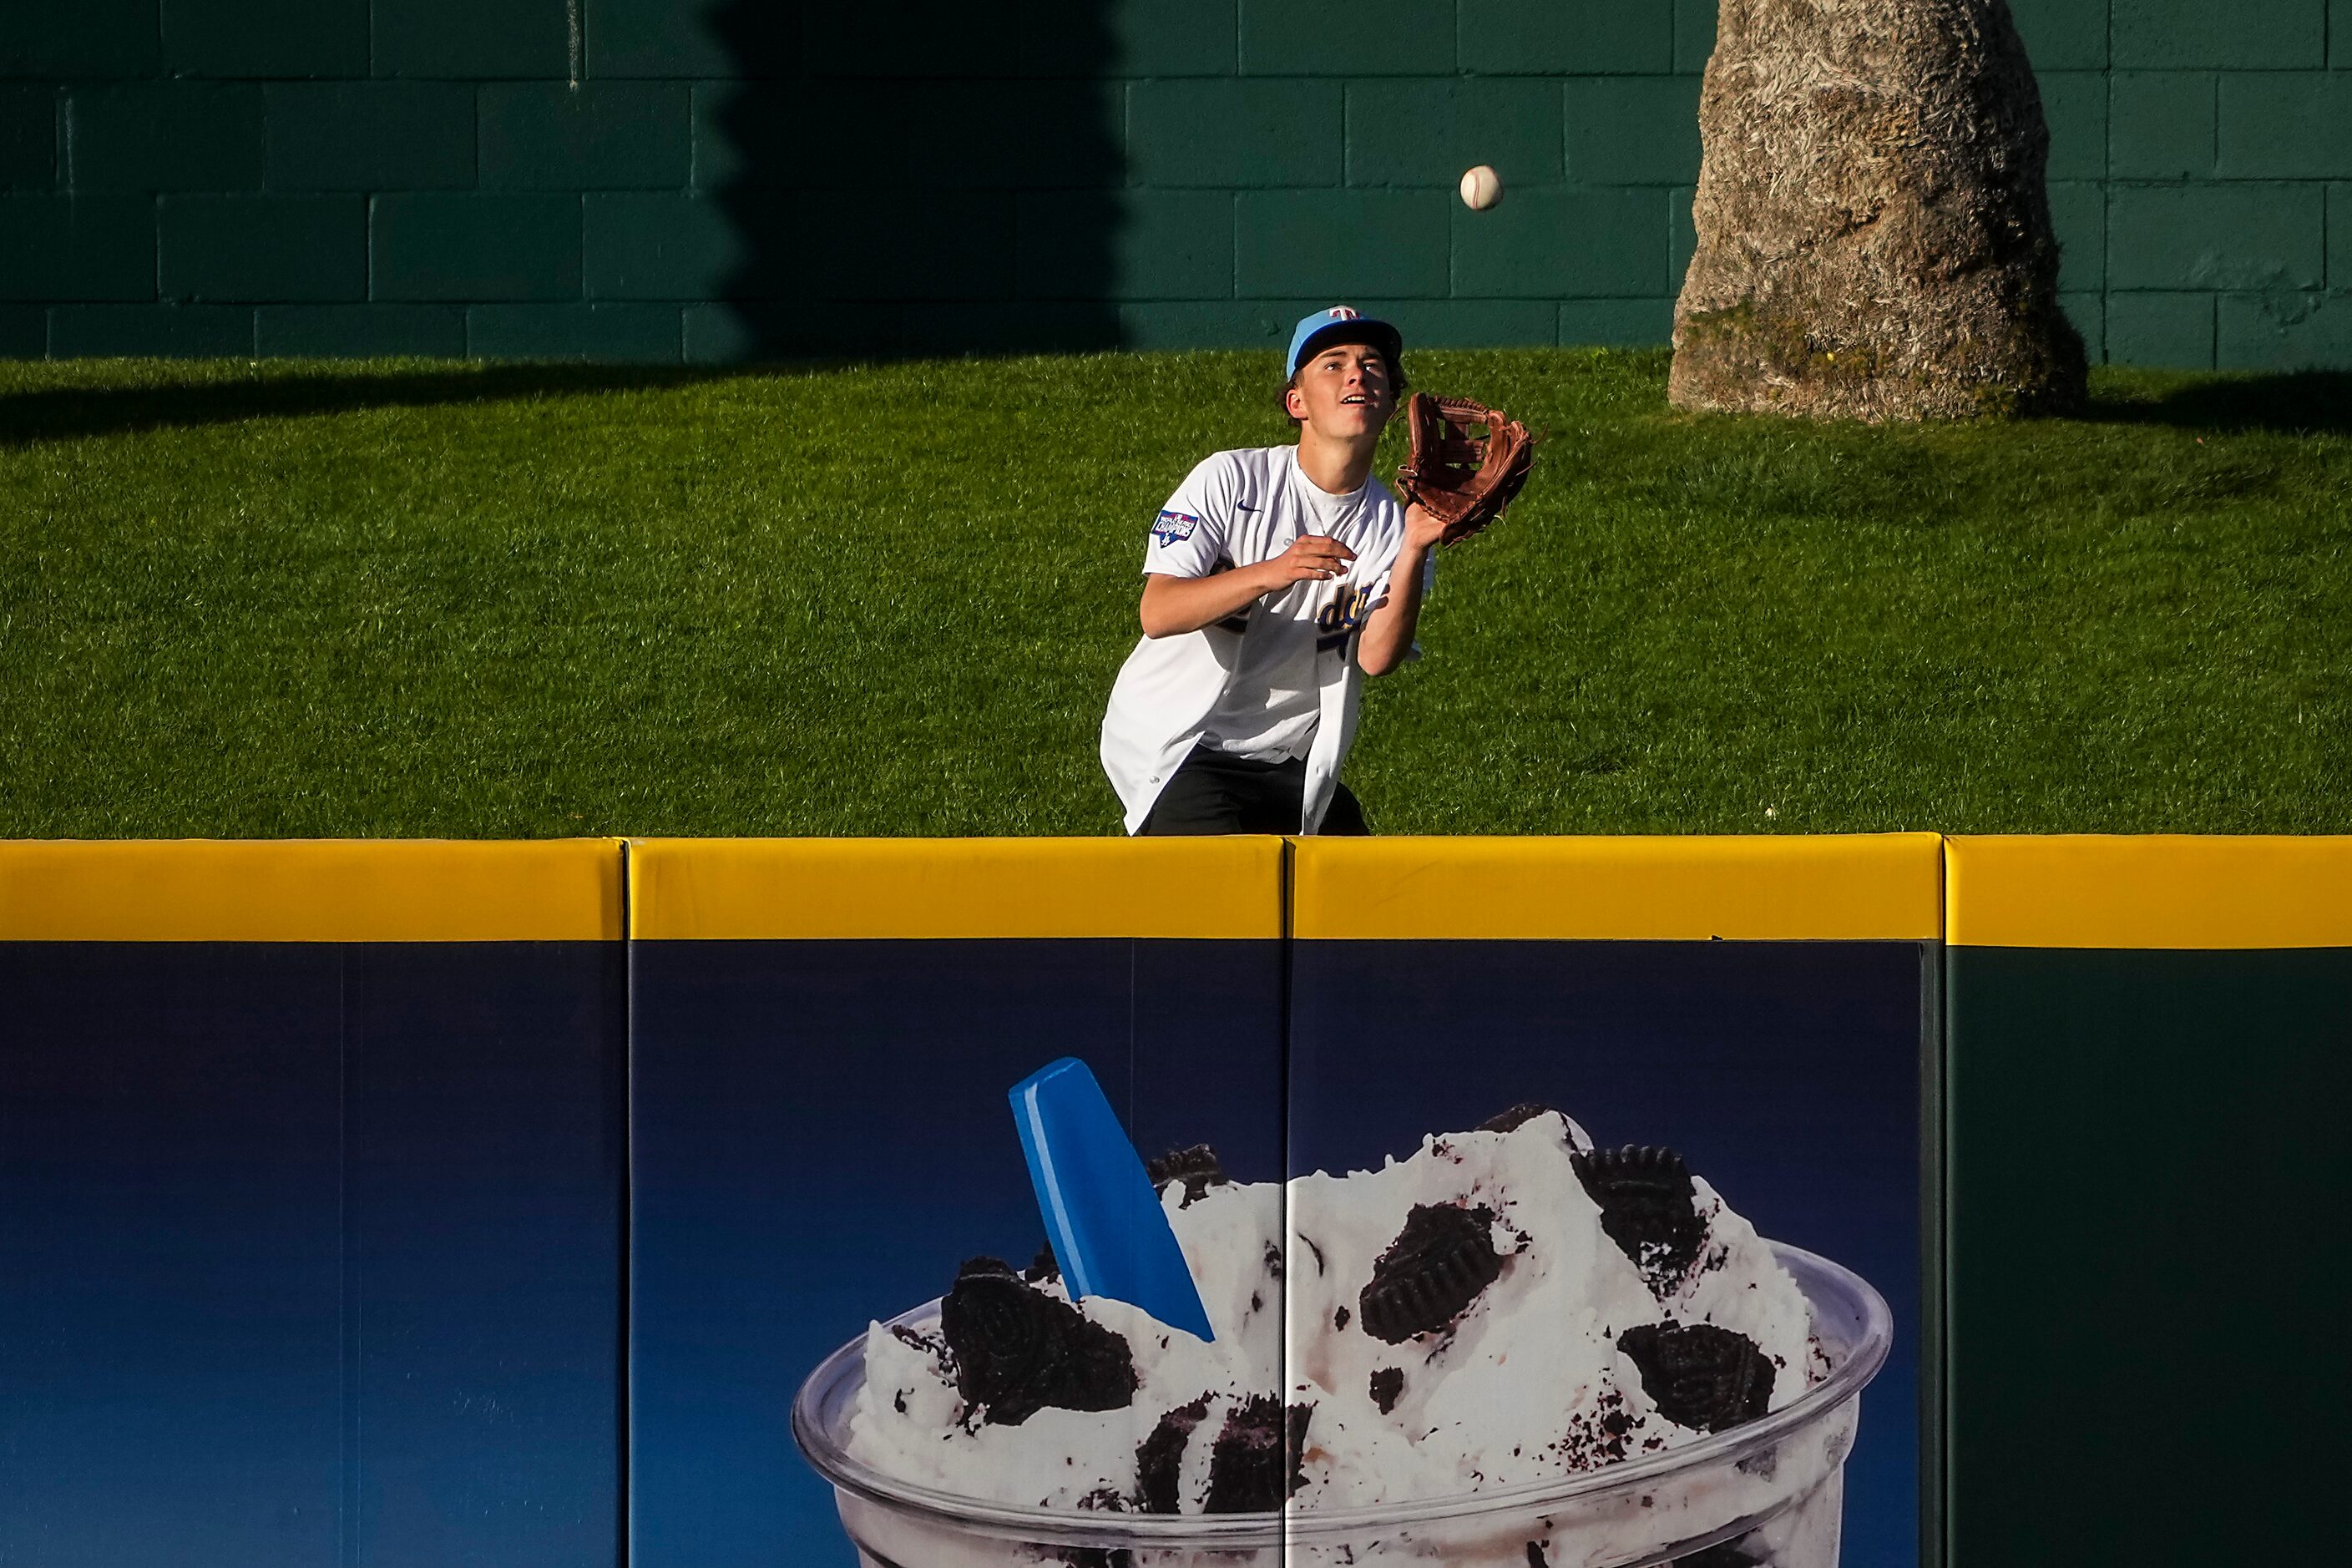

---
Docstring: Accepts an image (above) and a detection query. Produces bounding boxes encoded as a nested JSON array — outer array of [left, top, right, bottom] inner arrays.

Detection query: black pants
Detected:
[[1137, 748, 1372, 836]]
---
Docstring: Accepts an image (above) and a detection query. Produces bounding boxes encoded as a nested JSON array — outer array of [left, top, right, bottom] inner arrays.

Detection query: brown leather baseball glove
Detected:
[[1392, 392, 1535, 546]]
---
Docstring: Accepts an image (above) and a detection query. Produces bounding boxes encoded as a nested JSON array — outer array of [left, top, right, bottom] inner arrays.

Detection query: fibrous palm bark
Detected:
[[1670, 0, 2086, 421]]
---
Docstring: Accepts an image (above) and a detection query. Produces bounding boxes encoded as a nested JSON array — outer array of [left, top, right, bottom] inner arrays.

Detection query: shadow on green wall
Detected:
[[2090, 370, 2352, 437], [703, 0, 1123, 359]]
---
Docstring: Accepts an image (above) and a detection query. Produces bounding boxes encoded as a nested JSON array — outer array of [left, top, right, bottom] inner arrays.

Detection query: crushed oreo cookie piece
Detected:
[[1024, 1245, 1060, 1283], [1571, 1146, 1708, 1292], [1146, 1145, 1229, 1207], [1134, 1397, 1210, 1514], [1480, 1102, 1557, 1134], [1527, 1545, 1552, 1568], [1201, 1397, 1312, 1512], [1616, 1323, 1774, 1434], [1358, 1203, 1505, 1344], [1672, 1536, 1765, 1568], [1368, 1367, 1404, 1415], [940, 1257, 1138, 1426]]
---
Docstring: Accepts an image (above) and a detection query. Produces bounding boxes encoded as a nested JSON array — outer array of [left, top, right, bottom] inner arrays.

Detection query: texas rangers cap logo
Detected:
[[1286, 304, 1402, 376]]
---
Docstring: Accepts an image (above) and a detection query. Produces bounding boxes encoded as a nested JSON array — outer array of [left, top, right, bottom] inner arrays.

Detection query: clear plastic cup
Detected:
[[794, 1242, 1890, 1568]]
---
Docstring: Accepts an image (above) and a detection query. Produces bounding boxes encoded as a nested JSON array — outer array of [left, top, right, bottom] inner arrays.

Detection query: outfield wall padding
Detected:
[[7, 833, 2350, 1568], [1942, 837, 2352, 1568], [625, 837, 1288, 1568], [0, 841, 628, 1568], [1290, 835, 1942, 1568]]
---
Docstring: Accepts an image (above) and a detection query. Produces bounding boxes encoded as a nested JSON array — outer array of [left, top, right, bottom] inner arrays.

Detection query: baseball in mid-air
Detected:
[[1459, 164, 1504, 210]]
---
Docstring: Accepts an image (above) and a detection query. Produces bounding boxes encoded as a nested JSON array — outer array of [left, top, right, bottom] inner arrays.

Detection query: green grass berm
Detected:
[[0, 349, 2345, 837]]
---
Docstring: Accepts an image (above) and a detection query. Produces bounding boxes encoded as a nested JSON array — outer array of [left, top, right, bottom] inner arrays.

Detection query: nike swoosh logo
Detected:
[[1236, 501, 1258, 511]]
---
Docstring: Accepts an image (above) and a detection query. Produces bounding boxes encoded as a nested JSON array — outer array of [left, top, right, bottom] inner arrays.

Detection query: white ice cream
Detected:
[[846, 1108, 1821, 1525]]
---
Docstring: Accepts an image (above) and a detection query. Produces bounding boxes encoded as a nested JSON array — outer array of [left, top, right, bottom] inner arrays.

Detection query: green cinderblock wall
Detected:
[[0, 0, 2346, 367]]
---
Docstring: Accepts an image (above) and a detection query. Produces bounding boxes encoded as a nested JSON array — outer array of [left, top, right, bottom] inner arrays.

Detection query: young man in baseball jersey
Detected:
[[1100, 306, 1444, 836]]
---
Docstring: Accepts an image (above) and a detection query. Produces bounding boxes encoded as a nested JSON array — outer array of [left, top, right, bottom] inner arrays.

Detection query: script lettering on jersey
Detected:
[[1151, 510, 1200, 546], [1315, 585, 1374, 650]]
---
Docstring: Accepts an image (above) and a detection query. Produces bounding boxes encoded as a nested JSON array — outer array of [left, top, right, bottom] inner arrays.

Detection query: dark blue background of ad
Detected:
[[0, 941, 627, 1568], [631, 935, 1923, 1568], [628, 937, 1287, 1568]]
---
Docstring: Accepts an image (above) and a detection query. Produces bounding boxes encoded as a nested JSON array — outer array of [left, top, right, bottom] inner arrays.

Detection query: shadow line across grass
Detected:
[[0, 363, 769, 448], [4, 362, 2348, 450], [2083, 370, 2352, 438]]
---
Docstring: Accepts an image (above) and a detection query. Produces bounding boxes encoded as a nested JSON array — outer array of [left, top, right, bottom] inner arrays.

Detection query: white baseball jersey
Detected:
[[1100, 445, 1429, 835]]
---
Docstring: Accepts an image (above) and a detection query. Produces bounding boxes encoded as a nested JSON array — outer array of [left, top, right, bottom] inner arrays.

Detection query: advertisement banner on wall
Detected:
[[630, 835, 1940, 1568], [27, 835, 2342, 1567]]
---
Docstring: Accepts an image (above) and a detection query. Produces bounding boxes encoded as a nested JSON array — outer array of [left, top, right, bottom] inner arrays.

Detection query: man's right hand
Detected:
[[1257, 534, 1357, 589], [1140, 536, 1360, 638]]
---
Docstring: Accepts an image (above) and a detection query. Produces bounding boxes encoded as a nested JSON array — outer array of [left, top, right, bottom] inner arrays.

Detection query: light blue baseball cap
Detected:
[[1286, 305, 1404, 377]]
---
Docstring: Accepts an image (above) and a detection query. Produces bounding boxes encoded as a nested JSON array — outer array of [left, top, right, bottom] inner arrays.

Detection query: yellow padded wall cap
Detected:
[[629, 837, 1285, 941], [1945, 836, 2352, 949], [0, 840, 624, 943], [1292, 834, 1943, 942]]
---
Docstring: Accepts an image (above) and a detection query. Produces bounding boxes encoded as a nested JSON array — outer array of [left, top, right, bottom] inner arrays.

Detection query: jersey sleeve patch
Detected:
[[1151, 509, 1200, 545]]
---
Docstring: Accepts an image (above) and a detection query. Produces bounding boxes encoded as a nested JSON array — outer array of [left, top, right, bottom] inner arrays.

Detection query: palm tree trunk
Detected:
[[1670, 0, 2087, 421]]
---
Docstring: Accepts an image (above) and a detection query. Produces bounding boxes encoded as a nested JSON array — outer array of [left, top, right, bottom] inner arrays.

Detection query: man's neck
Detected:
[[1294, 425, 1377, 496]]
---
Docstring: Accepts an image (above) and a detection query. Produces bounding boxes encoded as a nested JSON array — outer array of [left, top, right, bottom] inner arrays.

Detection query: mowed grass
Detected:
[[0, 350, 2346, 837]]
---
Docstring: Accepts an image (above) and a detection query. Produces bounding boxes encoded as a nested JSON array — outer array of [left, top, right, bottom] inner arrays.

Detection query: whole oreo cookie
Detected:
[[940, 1257, 1138, 1426], [1201, 1396, 1313, 1513], [1479, 1101, 1558, 1134], [1616, 1322, 1775, 1434], [1134, 1397, 1210, 1514], [1146, 1145, 1230, 1207], [1571, 1146, 1708, 1291], [1358, 1203, 1505, 1344]]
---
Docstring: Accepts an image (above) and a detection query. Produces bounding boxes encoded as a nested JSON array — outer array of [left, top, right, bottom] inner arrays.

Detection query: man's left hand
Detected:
[[1402, 502, 1446, 553]]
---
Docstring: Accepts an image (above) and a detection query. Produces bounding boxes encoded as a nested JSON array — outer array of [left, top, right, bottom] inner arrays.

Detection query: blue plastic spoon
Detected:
[[1008, 1057, 1215, 1342]]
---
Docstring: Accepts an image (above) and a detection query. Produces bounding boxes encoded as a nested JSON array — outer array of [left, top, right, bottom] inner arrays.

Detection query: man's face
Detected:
[[1287, 343, 1394, 438]]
